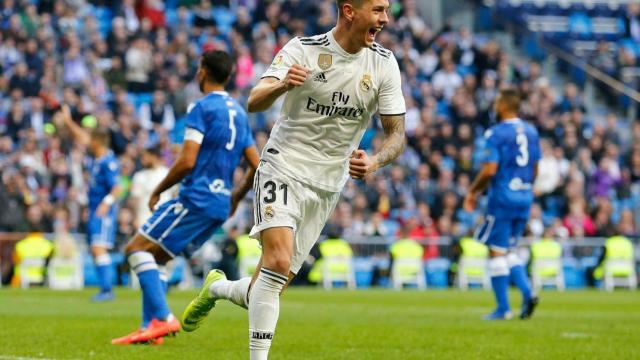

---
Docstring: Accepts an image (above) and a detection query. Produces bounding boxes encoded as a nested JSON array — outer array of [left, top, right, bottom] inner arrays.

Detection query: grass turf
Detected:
[[0, 288, 638, 359]]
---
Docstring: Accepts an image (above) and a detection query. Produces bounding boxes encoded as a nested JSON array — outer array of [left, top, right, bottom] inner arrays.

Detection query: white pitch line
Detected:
[[0, 355, 80, 360], [561, 332, 589, 339]]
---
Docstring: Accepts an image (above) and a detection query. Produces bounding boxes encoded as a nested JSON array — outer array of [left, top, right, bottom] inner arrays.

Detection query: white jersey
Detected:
[[261, 29, 406, 192], [130, 166, 174, 225]]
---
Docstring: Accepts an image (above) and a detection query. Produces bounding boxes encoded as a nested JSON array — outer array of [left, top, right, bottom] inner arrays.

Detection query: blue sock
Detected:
[[159, 265, 169, 294], [489, 256, 510, 313], [490, 275, 510, 313], [510, 264, 532, 302], [95, 254, 113, 293], [129, 252, 171, 322], [142, 266, 168, 328], [142, 291, 153, 328]]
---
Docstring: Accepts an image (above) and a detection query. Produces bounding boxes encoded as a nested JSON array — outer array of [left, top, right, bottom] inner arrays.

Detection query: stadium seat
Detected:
[[353, 257, 374, 288], [603, 259, 637, 291], [321, 255, 356, 290], [48, 256, 84, 290], [457, 239, 490, 290], [19, 257, 48, 289], [391, 258, 426, 290], [531, 255, 565, 291], [425, 258, 451, 288], [531, 239, 565, 291]]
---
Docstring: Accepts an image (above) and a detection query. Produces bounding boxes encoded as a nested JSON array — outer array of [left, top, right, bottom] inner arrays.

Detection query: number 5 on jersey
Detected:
[[226, 109, 237, 150]]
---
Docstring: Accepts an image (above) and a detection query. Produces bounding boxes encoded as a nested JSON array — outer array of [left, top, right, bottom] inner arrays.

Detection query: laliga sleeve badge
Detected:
[[360, 74, 372, 92], [174, 202, 184, 214], [272, 55, 283, 66], [264, 205, 275, 220], [318, 53, 333, 70]]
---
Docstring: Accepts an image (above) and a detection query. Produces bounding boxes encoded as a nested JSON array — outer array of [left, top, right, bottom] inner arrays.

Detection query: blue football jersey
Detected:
[[87, 151, 120, 211], [482, 118, 541, 218], [179, 91, 254, 220]]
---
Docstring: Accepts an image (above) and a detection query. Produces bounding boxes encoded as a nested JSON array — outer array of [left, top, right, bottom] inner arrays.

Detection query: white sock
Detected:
[[249, 269, 287, 360], [210, 277, 252, 309]]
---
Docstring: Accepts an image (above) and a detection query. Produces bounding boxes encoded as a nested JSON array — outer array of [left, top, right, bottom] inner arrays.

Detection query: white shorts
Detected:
[[249, 161, 341, 274]]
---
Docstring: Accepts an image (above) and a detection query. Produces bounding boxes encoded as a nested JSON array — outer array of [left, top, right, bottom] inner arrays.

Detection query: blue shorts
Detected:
[[475, 215, 528, 252], [139, 199, 224, 257], [87, 209, 117, 249]]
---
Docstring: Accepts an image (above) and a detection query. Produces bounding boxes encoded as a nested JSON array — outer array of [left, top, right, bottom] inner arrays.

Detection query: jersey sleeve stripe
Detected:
[[184, 128, 204, 144], [379, 112, 406, 116]]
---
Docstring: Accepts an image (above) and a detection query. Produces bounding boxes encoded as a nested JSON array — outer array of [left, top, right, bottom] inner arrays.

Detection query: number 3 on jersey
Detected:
[[226, 109, 237, 150], [516, 133, 529, 167], [263, 181, 288, 206]]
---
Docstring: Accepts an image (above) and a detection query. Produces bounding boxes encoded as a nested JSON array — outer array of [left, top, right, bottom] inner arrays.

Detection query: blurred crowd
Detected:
[[0, 0, 639, 256]]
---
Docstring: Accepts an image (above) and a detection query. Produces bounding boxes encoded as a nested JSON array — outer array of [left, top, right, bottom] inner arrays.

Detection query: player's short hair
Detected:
[[497, 88, 521, 112], [143, 145, 162, 157], [90, 127, 110, 146], [201, 50, 234, 85], [336, 0, 366, 15]]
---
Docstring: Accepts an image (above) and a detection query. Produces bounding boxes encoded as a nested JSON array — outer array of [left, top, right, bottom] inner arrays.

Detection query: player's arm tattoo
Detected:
[[375, 114, 406, 169]]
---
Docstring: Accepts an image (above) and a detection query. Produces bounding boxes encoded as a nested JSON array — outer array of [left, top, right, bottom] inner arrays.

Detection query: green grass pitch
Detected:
[[0, 288, 638, 359]]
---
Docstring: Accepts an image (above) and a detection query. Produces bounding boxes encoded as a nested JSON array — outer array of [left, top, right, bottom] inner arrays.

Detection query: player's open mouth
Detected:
[[368, 27, 382, 40]]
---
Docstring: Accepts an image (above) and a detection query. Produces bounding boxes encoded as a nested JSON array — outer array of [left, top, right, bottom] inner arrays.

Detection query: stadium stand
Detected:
[[0, 0, 638, 289]]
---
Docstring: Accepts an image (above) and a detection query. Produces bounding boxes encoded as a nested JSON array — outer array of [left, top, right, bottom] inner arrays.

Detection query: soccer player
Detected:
[[129, 145, 174, 229], [57, 106, 121, 302], [463, 88, 541, 320], [181, 0, 406, 358], [111, 49, 260, 345]]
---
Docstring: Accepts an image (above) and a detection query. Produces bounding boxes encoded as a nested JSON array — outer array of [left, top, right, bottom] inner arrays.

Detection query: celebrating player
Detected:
[[463, 88, 541, 320], [56, 106, 121, 302], [111, 49, 260, 345], [180, 0, 406, 358]]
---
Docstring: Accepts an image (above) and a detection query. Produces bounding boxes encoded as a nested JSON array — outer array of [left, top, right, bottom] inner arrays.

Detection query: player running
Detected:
[[181, 0, 406, 358], [463, 88, 541, 320], [111, 50, 260, 345], [56, 106, 121, 302]]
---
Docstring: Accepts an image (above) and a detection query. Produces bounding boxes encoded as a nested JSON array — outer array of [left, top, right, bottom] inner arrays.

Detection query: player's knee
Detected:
[[91, 246, 107, 258], [489, 249, 506, 257], [263, 253, 291, 275]]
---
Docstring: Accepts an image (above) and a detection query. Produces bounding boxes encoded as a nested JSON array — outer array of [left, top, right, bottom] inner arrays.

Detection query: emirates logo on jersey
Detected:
[[305, 91, 364, 119]]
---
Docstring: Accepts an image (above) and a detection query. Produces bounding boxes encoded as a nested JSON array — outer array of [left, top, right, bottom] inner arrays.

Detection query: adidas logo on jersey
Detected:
[[313, 72, 328, 83]]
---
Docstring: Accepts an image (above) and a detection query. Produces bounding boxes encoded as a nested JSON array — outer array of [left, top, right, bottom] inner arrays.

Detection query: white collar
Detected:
[[210, 91, 228, 96]]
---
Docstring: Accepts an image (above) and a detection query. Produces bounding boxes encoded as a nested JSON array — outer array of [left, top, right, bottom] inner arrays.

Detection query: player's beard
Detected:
[[199, 77, 205, 93]]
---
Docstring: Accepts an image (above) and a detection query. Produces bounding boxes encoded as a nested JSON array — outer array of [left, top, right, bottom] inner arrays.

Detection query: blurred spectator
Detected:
[[0, 0, 638, 249]]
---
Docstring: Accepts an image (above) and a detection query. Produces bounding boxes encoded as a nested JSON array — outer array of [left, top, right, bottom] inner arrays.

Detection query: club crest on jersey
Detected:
[[264, 205, 275, 220], [318, 53, 332, 70], [272, 55, 283, 66], [360, 74, 372, 92]]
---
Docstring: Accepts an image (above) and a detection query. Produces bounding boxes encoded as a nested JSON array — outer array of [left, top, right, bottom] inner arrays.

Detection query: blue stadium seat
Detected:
[[568, 13, 593, 39], [353, 257, 375, 288], [213, 7, 237, 35], [562, 257, 586, 289], [425, 258, 451, 288]]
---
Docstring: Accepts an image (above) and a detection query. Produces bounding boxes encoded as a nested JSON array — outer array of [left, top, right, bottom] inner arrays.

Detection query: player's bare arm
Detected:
[[349, 114, 405, 179], [96, 183, 122, 217], [148, 140, 200, 211], [56, 104, 91, 146], [229, 144, 261, 216], [463, 162, 498, 211], [247, 64, 310, 113]]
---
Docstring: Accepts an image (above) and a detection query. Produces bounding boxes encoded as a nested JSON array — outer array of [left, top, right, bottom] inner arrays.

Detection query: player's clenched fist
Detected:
[[349, 149, 378, 179], [281, 64, 310, 90]]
